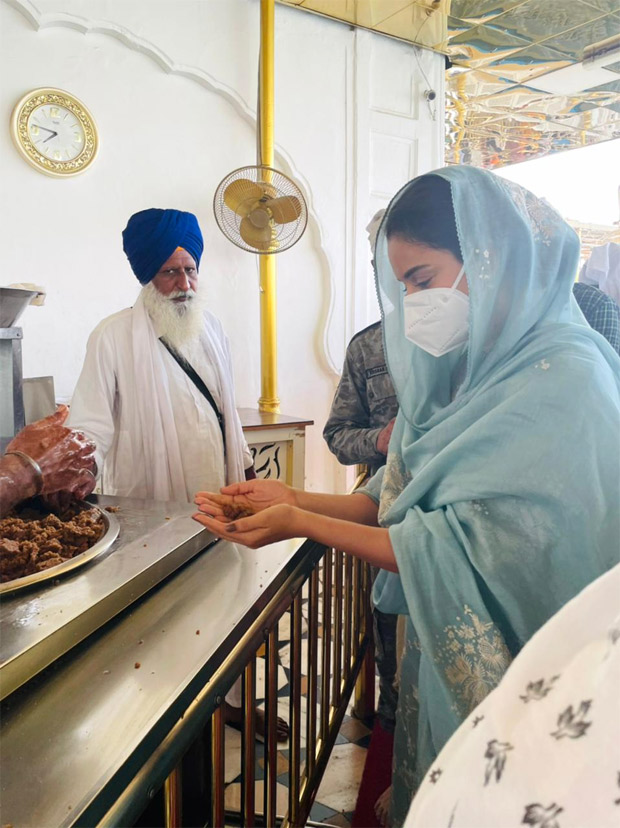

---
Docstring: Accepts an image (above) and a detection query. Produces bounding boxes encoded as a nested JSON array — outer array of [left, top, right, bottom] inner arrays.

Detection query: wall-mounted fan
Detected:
[[213, 165, 307, 254]]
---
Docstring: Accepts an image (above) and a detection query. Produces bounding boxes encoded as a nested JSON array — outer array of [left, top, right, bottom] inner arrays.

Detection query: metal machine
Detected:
[[0, 287, 36, 452]]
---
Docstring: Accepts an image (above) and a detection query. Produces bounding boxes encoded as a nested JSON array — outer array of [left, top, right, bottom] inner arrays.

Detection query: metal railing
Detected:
[[95, 468, 374, 828], [103, 536, 373, 827], [175, 548, 373, 828]]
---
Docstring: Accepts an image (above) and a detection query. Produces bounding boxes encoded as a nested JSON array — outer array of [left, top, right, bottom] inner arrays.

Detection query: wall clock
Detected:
[[11, 88, 99, 177]]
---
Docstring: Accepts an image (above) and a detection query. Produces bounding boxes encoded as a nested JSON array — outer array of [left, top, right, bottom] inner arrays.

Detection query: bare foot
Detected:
[[224, 702, 289, 742], [375, 785, 392, 827]]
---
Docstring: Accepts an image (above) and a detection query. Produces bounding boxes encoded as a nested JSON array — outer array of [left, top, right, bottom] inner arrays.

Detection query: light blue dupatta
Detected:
[[362, 166, 620, 824]]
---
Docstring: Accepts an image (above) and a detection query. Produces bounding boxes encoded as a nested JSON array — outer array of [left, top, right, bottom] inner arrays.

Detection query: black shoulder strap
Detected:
[[159, 337, 226, 447]]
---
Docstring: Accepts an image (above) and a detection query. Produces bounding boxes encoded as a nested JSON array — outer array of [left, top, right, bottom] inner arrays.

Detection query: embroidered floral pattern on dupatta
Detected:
[[435, 605, 512, 717], [379, 450, 411, 523], [495, 178, 563, 248]]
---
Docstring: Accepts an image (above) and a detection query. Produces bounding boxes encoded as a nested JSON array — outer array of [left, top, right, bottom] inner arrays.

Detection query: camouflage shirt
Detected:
[[323, 321, 398, 474]]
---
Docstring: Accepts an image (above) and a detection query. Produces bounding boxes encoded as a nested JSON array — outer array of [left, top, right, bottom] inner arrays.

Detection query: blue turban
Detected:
[[122, 208, 204, 285]]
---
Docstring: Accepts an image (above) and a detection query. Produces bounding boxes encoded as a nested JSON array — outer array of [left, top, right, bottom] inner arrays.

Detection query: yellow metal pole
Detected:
[[258, 0, 280, 413], [453, 72, 467, 165]]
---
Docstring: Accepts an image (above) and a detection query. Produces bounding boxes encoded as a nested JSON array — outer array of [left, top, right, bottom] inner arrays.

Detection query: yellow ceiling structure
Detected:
[[277, 0, 620, 168]]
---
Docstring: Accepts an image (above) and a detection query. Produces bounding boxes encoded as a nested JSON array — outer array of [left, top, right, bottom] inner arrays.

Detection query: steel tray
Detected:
[[0, 504, 120, 595]]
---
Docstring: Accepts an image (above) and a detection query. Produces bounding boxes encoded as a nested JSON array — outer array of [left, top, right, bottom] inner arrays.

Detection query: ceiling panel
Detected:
[[481, 44, 572, 83], [579, 0, 620, 13], [488, 0, 607, 42], [277, 0, 620, 168]]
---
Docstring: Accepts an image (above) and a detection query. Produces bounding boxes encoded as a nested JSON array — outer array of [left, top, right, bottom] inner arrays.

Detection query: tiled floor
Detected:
[[223, 580, 376, 827], [223, 712, 372, 826]]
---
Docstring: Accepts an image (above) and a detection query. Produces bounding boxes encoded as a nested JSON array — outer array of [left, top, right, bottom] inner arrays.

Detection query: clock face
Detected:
[[11, 88, 98, 177], [27, 104, 86, 163]]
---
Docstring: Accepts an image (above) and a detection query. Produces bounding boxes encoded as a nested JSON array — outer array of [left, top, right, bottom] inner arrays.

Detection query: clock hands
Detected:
[[32, 124, 59, 143]]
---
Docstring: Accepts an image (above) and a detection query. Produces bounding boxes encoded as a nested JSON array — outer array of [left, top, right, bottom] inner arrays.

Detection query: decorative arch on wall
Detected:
[[4, 0, 341, 376]]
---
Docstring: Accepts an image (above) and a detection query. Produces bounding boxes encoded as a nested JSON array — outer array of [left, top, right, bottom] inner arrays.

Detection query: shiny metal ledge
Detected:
[[0, 494, 215, 701]]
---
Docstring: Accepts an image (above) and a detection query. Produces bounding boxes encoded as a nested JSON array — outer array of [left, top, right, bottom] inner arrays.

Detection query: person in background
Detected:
[[579, 240, 620, 306], [404, 562, 620, 828], [324, 210, 397, 477], [192, 168, 620, 825], [0, 405, 96, 518], [572, 281, 620, 354], [68, 207, 285, 740], [323, 208, 400, 742], [68, 208, 255, 501]]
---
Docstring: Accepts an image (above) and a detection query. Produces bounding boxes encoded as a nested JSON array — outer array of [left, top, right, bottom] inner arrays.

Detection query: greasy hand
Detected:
[[376, 417, 396, 456], [192, 503, 300, 549], [6, 405, 97, 498], [194, 479, 297, 520]]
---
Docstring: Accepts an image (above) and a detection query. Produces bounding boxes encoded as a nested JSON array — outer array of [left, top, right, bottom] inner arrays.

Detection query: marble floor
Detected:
[[223, 710, 372, 826]]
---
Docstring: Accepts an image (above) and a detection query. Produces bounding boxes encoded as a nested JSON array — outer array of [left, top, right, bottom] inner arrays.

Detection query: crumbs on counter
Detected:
[[138, 639, 144, 645], [195, 630, 200, 635], [105, 506, 120, 513], [103, 669, 110, 675], [165, 517, 171, 521], [143, 544, 147, 547], [134, 662, 141, 669]]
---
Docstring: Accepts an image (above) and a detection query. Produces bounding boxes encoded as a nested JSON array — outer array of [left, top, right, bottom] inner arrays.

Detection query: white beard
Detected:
[[141, 282, 207, 357]]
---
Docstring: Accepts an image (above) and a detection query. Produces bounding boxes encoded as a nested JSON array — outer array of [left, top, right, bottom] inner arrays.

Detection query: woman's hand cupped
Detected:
[[192, 503, 301, 549], [194, 479, 297, 519]]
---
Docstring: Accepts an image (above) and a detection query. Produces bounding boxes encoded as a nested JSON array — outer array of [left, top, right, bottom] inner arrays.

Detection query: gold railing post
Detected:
[[264, 628, 279, 828], [343, 555, 353, 680], [258, 0, 280, 413], [354, 562, 375, 719], [210, 705, 225, 828], [332, 551, 343, 705], [164, 766, 182, 827], [320, 552, 333, 742], [288, 594, 303, 825], [242, 659, 257, 826], [306, 565, 319, 779]]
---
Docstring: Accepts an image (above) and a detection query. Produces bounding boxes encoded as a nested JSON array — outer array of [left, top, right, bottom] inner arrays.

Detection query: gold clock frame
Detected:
[[11, 88, 99, 177]]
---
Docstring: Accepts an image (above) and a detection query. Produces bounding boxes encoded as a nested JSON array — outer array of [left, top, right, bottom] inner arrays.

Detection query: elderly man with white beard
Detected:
[[69, 207, 287, 740], [69, 208, 254, 501]]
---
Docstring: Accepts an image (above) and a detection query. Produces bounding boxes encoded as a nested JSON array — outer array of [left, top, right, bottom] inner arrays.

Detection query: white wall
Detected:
[[0, 0, 443, 493]]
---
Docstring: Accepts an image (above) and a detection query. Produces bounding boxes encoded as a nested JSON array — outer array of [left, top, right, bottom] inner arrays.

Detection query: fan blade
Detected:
[[240, 216, 273, 251], [265, 196, 302, 224], [224, 179, 264, 216]]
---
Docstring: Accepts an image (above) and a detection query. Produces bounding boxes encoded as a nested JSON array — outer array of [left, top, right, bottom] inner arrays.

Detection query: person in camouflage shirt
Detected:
[[323, 209, 400, 733], [323, 320, 399, 476]]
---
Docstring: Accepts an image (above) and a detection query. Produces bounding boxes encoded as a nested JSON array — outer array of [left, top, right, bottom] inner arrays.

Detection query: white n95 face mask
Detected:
[[402, 265, 469, 357]]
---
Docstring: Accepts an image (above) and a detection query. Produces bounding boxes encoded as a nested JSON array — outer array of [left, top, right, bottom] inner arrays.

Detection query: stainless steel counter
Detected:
[[0, 494, 218, 700], [0, 495, 306, 827]]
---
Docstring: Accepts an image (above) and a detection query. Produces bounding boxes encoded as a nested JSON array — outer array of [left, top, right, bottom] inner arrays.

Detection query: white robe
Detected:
[[68, 293, 251, 502]]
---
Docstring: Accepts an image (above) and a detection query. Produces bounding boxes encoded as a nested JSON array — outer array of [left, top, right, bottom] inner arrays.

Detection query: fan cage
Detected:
[[213, 165, 308, 255]]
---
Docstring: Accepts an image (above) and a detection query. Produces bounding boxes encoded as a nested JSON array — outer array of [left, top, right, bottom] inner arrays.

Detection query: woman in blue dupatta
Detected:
[[193, 166, 620, 825]]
